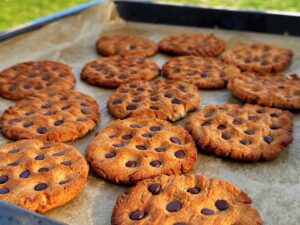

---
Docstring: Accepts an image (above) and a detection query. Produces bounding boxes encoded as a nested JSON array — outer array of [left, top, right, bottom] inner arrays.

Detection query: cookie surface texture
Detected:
[[221, 43, 292, 72], [96, 35, 158, 57], [163, 56, 240, 89], [86, 118, 197, 185], [81, 56, 160, 88], [186, 104, 293, 161], [0, 139, 88, 213], [112, 174, 263, 225], [1, 89, 100, 142], [228, 72, 300, 109], [159, 34, 225, 57], [0, 61, 76, 100], [108, 80, 200, 122]]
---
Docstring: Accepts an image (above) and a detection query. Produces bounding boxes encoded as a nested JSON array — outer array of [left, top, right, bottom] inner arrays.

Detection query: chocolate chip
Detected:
[[264, 136, 273, 144], [132, 98, 141, 103], [113, 143, 124, 147], [217, 125, 226, 130], [137, 87, 144, 92], [54, 120, 64, 126], [142, 134, 152, 138], [150, 106, 159, 110], [0, 175, 8, 184], [126, 105, 137, 110], [59, 180, 69, 185], [240, 139, 252, 145], [129, 45, 137, 50], [53, 152, 64, 156], [136, 145, 147, 150], [222, 134, 231, 140], [25, 111, 35, 116], [37, 127, 48, 134], [81, 108, 91, 114], [130, 124, 140, 128], [9, 118, 21, 124], [61, 161, 71, 166], [113, 99, 122, 105], [8, 149, 20, 154], [129, 211, 146, 220], [201, 121, 211, 126], [41, 103, 52, 109], [119, 75, 127, 80], [187, 187, 201, 194], [164, 93, 173, 98], [148, 183, 161, 195], [200, 73, 207, 78], [105, 152, 116, 158], [126, 161, 137, 168], [201, 208, 214, 215], [62, 105, 71, 110], [150, 126, 160, 131], [7, 162, 18, 167], [270, 125, 281, 130], [23, 121, 33, 128], [9, 86, 17, 91], [44, 111, 57, 116], [38, 168, 49, 173], [248, 116, 259, 121], [215, 199, 229, 211], [0, 188, 9, 194], [60, 97, 68, 101], [34, 183, 47, 191], [150, 160, 161, 168], [155, 147, 166, 152], [175, 150, 185, 159], [172, 98, 182, 104], [35, 155, 45, 160], [19, 170, 30, 178], [40, 146, 50, 150], [270, 112, 279, 117], [150, 96, 159, 102], [170, 137, 181, 144], [23, 84, 31, 89], [166, 200, 182, 212], [35, 86, 43, 90], [256, 109, 266, 114], [233, 120, 242, 125], [244, 130, 255, 135]]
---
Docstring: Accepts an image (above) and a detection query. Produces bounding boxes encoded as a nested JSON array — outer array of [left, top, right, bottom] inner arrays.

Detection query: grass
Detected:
[[1, 0, 300, 32]]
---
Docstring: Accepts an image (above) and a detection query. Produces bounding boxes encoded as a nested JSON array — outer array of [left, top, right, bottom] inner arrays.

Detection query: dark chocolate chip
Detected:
[[130, 84, 137, 88], [256, 109, 266, 114], [62, 105, 71, 110], [142, 134, 152, 138], [41, 103, 52, 109], [172, 98, 182, 104], [270, 112, 279, 117], [35, 86, 43, 90], [164, 93, 173, 98], [150, 106, 159, 110], [166, 200, 182, 212], [148, 183, 161, 195], [136, 145, 147, 150], [132, 98, 141, 103], [37, 127, 48, 134], [0, 175, 8, 184], [23, 121, 33, 128], [270, 125, 281, 130], [35, 155, 45, 160], [19, 170, 30, 178], [187, 187, 201, 194], [200, 73, 207, 78], [217, 125, 226, 130], [9, 118, 21, 124], [222, 134, 231, 140], [25, 111, 35, 116], [201, 208, 214, 215], [61, 161, 71, 166], [59, 180, 69, 185], [81, 108, 91, 114], [233, 120, 242, 125], [126, 105, 137, 110], [130, 124, 140, 128], [105, 152, 116, 158], [150, 126, 161, 131], [137, 87, 144, 92], [175, 150, 185, 159], [44, 111, 57, 116], [155, 147, 166, 152], [201, 121, 211, 126], [244, 130, 255, 135], [248, 116, 258, 121], [54, 120, 64, 126], [40, 146, 50, 150], [81, 102, 89, 107], [34, 183, 47, 191], [9, 86, 17, 91], [170, 137, 181, 144], [7, 162, 18, 167], [150, 96, 159, 101], [240, 139, 252, 145], [60, 97, 68, 101], [38, 168, 49, 173], [264, 136, 273, 144], [0, 188, 9, 194], [122, 134, 132, 140], [126, 161, 137, 168], [119, 75, 127, 80], [113, 143, 124, 147], [113, 99, 122, 105], [129, 211, 146, 220], [8, 149, 20, 154], [215, 199, 229, 211], [150, 160, 161, 168], [23, 84, 31, 89]]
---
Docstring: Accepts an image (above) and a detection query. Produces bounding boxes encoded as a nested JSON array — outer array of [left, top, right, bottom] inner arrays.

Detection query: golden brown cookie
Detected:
[[112, 174, 263, 225], [0, 61, 76, 100], [80, 56, 160, 88], [0, 139, 88, 213], [159, 34, 225, 57], [86, 118, 197, 185], [96, 35, 158, 57], [186, 104, 293, 161], [107, 80, 200, 122], [1, 89, 100, 142], [228, 72, 300, 110], [163, 56, 240, 89], [221, 43, 292, 72]]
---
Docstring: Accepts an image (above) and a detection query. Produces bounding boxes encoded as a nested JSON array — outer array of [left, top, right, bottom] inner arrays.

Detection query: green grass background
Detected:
[[1, 0, 300, 32]]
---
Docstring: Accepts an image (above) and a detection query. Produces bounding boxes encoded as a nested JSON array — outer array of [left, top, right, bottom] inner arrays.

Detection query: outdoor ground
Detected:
[[1, 0, 300, 32]]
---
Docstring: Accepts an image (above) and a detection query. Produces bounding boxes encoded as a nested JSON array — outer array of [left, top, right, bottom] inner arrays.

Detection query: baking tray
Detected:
[[0, 1, 299, 225]]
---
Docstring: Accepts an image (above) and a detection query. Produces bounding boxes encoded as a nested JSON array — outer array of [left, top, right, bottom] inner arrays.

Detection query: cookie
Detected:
[[112, 174, 263, 225], [107, 80, 200, 122], [0, 139, 88, 213], [1, 89, 100, 142], [96, 35, 158, 57], [86, 118, 197, 185], [163, 56, 240, 89], [228, 72, 300, 110], [159, 34, 225, 57], [186, 104, 293, 161], [0, 61, 76, 100], [221, 43, 292, 72], [80, 56, 160, 88]]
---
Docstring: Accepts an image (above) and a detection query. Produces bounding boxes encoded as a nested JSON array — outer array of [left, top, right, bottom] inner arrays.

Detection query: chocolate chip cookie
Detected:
[[0, 61, 76, 100], [0, 139, 88, 213], [186, 104, 293, 161], [81, 56, 160, 88], [1, 89, 100, 142], [163, 56, 240, 89], [86, 118, 197, 185], [96, 35, 158, 57], [112, 174, 263, 225], [228, 72, 300, 110], [159, 34, 225, 57], [222, 43, 292, 72], [108, 80, 200, 122]]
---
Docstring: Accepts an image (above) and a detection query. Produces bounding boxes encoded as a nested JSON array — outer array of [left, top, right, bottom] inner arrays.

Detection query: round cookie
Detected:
[[159, 34, 225, 57], [81, 56, 160, 88], [1, 89, 100, 142], [107, 80, 200, 122], [0, 139, 88, 213], [221, 43, 292, 72], [228, 72, 300, 110], [0, 61, 76, 100], [96, 35, 158, 57], [163, 56, 240, 89], [112, 174, 263, 225], [186, 104, 293, 161], [86, 118, 197, 185]]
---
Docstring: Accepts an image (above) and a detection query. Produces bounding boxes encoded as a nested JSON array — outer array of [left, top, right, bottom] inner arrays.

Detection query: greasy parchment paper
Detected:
[[0, 2, 300, 225]]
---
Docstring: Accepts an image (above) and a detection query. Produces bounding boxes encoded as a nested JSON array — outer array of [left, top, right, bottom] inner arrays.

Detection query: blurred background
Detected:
[[1, 0, 300, 32]]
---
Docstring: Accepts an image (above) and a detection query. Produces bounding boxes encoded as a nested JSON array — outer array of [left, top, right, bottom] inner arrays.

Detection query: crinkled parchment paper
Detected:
[[0, 2, 299, 225]]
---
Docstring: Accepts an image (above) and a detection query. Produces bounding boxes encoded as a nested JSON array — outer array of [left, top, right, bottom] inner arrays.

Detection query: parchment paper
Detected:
[[0, 2, 299, 225]]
